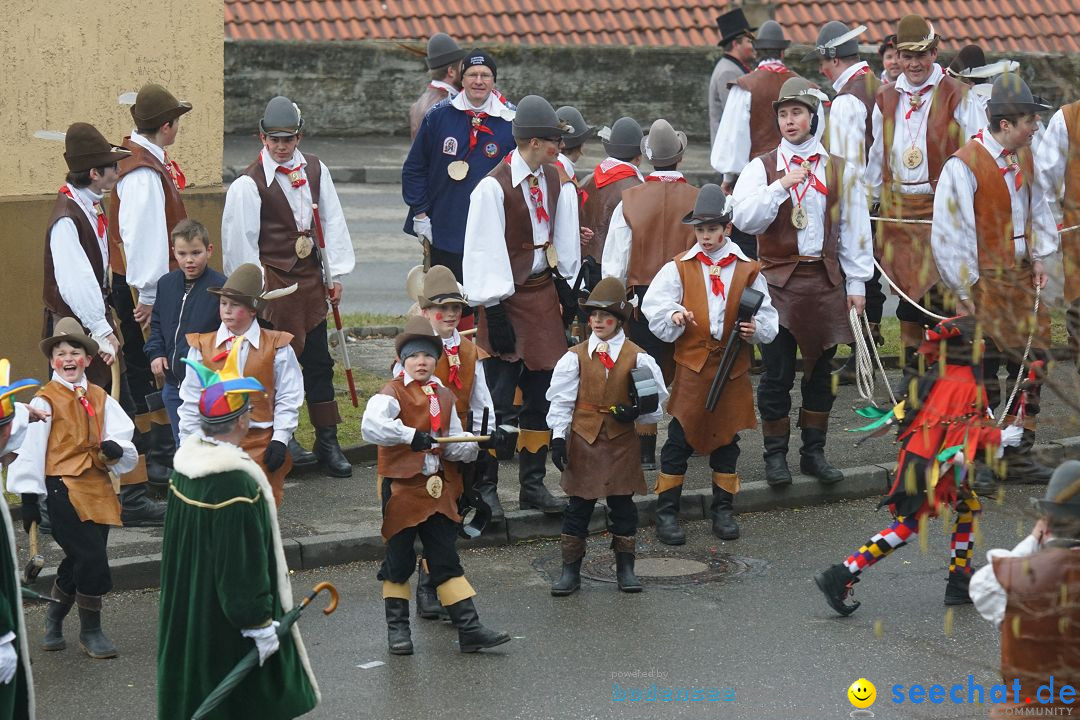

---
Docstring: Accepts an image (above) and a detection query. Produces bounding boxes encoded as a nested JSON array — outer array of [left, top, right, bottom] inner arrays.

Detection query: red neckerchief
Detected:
[[211, 336, 239, 362], [695, 252, 738, 297], [758, 60, 789, 73], [74, 386, 95, 418], [902, 85, 933, 119], [276, 164, 307, 188], [164, 152, 186, 190], [593, 158, 640, 189], [444, 344, 461, 388], [645, 174, 687, 184], [527, 175, 550, 223], [465, 110, 495, 154], [783, 153, 827, 195], [975, 130, 1024, 190], [596, 346, 615, 370], [59, 186, 106, 238], [422, 382, 442, 433]]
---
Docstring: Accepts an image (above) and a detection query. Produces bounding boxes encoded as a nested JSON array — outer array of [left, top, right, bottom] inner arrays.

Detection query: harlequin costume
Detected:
[[157, 361, 319, 720], [361, 317, 510, 656], [814, 315, 1024, 616]]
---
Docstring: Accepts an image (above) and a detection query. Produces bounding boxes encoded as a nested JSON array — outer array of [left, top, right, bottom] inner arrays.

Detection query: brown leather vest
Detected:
[[188, 329, 294, 424], [876, 76, 966, 192], [834, 68, 881, 158], [376, 378, 459, 479], [410, 85, 450, 139], [622, 181, 699, 287], [734, 67, 799, 161], [489, 161, 561, 284], [580, 174, 641, 261], [995, 547, 1080, 708], [952, 139, 1034, 270], [107, 138, 186, 276], [1062, 101, 1080, 236], [434, 338, 483, 422], [672, 254, 757, 376], [43, 192, 108, 318], [569, 339, 639, 443], [38, 381, 108, 478], [241, 153, 324, 276], [758, 150, 844, 288]]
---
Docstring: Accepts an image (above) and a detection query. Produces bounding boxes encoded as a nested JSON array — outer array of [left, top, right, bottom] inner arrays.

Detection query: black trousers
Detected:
[[729, 227, 758, 260], [562, 495, 637, 538], [298, 320, 336, 406], [429, 247, 473, 319], [757, 326, 838, 421], [983, 346, 1047, 417], [628, 287, 673, 373], [865, 265, 886, 325], [110, 274, 155, 415], [377, 515, 464, 587], [659, 418, 740, 475], [483, 358, 552, 432], [895, 285, 948, 327], [46, 477, 112, 597]]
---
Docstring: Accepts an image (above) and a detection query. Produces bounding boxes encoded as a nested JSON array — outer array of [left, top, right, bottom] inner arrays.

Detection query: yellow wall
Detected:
[[1, 0, 224, 377]]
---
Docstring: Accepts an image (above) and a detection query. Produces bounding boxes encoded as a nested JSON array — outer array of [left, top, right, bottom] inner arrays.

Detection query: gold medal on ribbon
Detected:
[[295, 235, 314, 259], [791, 203, 809, 230], [709, 265, 722, 279], [903, 146, 924, 170], [545, 244, 559, 269], [447, 160, 469, 181], [425, 475, 444, 499]]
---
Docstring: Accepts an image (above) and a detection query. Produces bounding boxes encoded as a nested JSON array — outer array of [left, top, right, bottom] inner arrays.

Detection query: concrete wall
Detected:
[[225, 40, 1080, 140], [1, 0, 225, 377]]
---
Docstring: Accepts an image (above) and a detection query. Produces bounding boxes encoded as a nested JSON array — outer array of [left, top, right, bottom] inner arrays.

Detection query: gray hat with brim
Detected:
[[987, 73, 1052, 115], [395, 316, 443, 360], [1031, 460, 1080, 519], [512, 95, 571, 140], [556, 106, 597, 149], [601, 116, 643, 159], [260, 96, 304, 137], [802, 21, 867, 62], [426, 32, 468, 69], [754, 20, 790, 51], [772, 77, 821, 113], [641, 119, 687, 167], [682, 183, 733, 226]]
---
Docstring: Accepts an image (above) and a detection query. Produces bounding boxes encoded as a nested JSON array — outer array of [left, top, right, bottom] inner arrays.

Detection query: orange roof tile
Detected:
[[224, 1, 1080, 54]]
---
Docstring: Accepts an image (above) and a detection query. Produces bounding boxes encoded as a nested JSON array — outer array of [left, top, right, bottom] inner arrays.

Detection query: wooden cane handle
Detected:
[[312, 582, 339, 615]]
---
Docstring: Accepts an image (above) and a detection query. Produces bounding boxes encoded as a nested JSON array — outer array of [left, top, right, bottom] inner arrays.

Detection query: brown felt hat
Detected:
[[580, 277, 631, 321], [130, 83, 192, 129], [418, 265, 467, 308], [895, 15, 939, 52], [395, 316, 442, 359], [208, 263, 296, 311], [40, 317, 99, 358], [63, 122, 131, 172]]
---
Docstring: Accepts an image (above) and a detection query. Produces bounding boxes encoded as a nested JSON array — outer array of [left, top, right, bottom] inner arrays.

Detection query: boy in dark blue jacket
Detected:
[[144, 219, 227, 444]]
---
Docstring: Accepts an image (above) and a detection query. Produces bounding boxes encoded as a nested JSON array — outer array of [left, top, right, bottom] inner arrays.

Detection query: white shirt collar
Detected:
[[63, 184, 104, 223], [49, 372, 89, 391], [216, 321, 262, 349], [587, 329, 625, 358], [402, 371, 445, 388], [557, 153, 575, 178], [510, 148, 543, 188], [449, 90, 515, 121], [680, 239, 747, 262], [895, 63, 944, 94], [832, 61, 870, 92], [428, 79, 458, 97], [776, 137, 828, 169], [129, 130, 166, 163], [647, 170, 685, 180], [260, 148, 306, 187], [441, 330, 461, 349], [977, 129, 1008, 159]]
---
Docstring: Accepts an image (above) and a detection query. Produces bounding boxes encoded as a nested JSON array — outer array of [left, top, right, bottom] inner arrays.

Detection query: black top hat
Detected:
[[987, 74, 1052, 116], [716, 8, 756, 47], [682, 183, 733, 226]]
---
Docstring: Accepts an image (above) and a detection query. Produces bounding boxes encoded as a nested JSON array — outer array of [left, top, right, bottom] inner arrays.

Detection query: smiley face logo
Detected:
[[847, 678, 876, 709]]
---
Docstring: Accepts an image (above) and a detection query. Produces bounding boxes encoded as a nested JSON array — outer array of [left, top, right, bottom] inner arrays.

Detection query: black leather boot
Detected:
[[518, 446, 566, 514], [799, 409, 844, 485], [1002, 429, 1054, 484], [611, 535, 642, 593], [814, 563, 861, 616], [709, 479, 740, 540], [76, 593, 117, 659], [893, 346, 922, 400], [637, 428, 658, 471], [384, 598, 414, 655], [762, 417, 792, 487], [551, 534, 585, 596], [144, 422, 175, 488], [313, 426, 352, 477], [288, 437, 318, 469], [653, 478, 685, 546], [473, 454, 504, 523], [445, 597, 511, 653], [42, 581, 74, 651], [944, 570, 973, 606], [120, 483, 166, 527], [415, 559, 449, 621]]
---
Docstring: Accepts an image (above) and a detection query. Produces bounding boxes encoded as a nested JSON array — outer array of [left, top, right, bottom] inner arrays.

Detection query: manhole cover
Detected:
[[634, 558, 709, 577]]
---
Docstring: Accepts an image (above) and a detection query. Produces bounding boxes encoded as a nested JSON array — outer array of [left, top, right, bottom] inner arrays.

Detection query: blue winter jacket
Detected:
[[143, 267, 228, 387]]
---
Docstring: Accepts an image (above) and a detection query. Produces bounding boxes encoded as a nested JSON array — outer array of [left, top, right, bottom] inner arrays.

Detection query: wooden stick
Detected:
[[433, 434, 490, 444]]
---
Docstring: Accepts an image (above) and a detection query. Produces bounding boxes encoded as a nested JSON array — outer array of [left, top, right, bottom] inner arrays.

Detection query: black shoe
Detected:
[[1002, 430, 1054, 484], [384, 598, 414, 655], [944, 570, 973, 606], [42, 582, 74, 651], [120, 484, 166, 527], [550, 560, 582, 596], [763, 434, 792, 487], [710, 487, 739, 540], [415, 560, 449, 621], [76, 595, 117, 659], [288, 437, 319, 469], [800, 427, 844, 485], [614, 553, 643, 593], [145, 423, 175, 488], [445, 597, 511, 653], [518, 447, 566, 514], [474, 457, 505, 523], [639, 434, 657, 471], [654, 487, 685, 546], [814, 564, 861, 616], [313, 425, 353, 478]]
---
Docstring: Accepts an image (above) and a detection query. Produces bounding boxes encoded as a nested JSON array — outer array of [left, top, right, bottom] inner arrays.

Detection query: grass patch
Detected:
[[293, 365, 386, 448], [340, 312, 407, 329]]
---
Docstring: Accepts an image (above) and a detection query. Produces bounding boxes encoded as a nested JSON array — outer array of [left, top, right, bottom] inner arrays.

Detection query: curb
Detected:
[[26, 437, 1077, 592]]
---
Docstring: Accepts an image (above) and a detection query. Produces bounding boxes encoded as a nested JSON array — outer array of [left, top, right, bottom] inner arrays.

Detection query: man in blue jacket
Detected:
[[144, 218, 227, 446], [402, 48, 515, 329]]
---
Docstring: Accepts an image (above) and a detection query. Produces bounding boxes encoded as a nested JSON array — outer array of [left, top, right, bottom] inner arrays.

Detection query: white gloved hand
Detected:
[[241, 621, 280, 666], [413, 216, 432, 243], [0, 638, 17, 685], [1000, 424, 1024, 448]]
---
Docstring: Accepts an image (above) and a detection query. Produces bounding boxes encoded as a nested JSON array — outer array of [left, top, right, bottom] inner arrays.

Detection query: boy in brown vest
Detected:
[[578, 117, 644, 279], [222, 96, 356, 478], [732, 77, 873, 487], [178, 264, 303, 506], [546, 277, 667, 595], [462, 95, 581, 516], [362, 317, 510, 655], [602, 119, 699, 469], [931, 74, 1058, 485], [641, 185, 778, 544], [6, 319, 138, 659], [409, 32, 467, 140]]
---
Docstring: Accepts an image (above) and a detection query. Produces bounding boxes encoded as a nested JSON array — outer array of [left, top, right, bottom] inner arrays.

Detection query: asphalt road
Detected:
[[30, 486, 1049, 719]]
